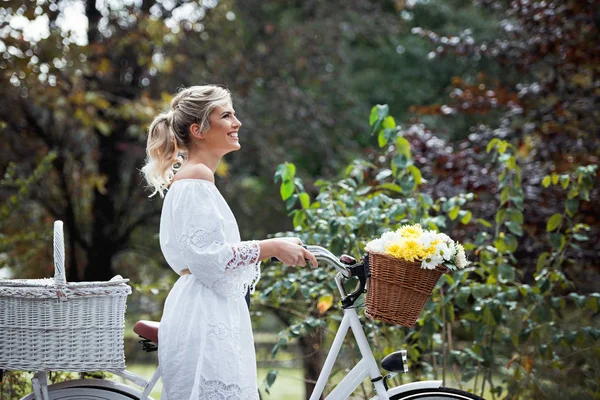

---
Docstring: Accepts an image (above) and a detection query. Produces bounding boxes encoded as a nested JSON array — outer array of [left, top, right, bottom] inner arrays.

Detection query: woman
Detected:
[[141, 84, 317, 399]]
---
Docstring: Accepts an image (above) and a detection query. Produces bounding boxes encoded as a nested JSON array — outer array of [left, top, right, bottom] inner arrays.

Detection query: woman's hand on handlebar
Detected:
[[259, 238, 318, 268]]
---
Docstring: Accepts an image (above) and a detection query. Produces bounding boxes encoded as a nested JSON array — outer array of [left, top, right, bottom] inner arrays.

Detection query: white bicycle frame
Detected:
[[305, 246, 442, 400], [309, 305, 387, 400]]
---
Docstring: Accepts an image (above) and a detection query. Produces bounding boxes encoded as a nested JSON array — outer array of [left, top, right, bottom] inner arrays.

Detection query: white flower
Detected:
[[437, 233, 452, 243], [381, 231, 399, 245], [421, 254, 443, 270], [418, 230, 438, 248], [435, 241, 454, 261], [365, 238, 385, 253], [455, 244, 467, 269]]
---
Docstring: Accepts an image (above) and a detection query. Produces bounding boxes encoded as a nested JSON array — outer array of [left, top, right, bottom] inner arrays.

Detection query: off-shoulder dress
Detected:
[[158, 179, 261, 400]]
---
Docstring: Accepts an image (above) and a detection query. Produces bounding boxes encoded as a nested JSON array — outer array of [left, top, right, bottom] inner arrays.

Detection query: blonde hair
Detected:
[[141, 85, 231, 197]]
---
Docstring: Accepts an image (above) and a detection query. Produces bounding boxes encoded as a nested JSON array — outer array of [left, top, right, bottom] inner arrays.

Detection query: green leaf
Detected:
[[407, 165, 422, 185], [382, 116, 396, 129], [536, 252, 550, 272], [461, 211, 472, 224], [565, 198, 579, 217], [447, 206, 458, 220], [378, 129, 394, 147], [486, 138, 499, 153], [505, 221, 523, 236], [392, 154, 409, 170], [285, 194, 298, 210], [292, 210, 306, 228], [299, 192, 310, 209], [379, 183, 402, 193], [369, 104, 389, 133], [376, 104, 390, 118], [378, 130, 386, 147], [546, 213, 563, 232], [504, 234, 518, 253], [274, 163, 287, 183], [560, 175, 570, 189], [551, 173, 559, 185], [465, 348, 484, 362], [477, 218, 492, 228], [497, 141, 508, 154], [511, 196, 524, 210], [286, 162, 296, 179], [280, 179, 295, 200], [375, 169, 393, 182], [500, 187, 510, 205], [356, 186, 371, 196], [507, 209, 524, 224], [96, 121, 111, 135], [506, 156, 517, 169], [294, 177, 305, 192], [499, 264, 515, 283], [550, 232, 565, 251], [399, 174, 416, 192], [542, 176, 551, 188], [395, 137, 411, 158], [265, 369, 278, 387], [369, 106, 379, 126]]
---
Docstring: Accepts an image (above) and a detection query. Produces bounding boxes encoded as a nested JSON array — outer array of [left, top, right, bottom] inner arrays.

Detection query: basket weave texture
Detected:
[[365, 252, 447, 328], [0, 221, 131, 372]]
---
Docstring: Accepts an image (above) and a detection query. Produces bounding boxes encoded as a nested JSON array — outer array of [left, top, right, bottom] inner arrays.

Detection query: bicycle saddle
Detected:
[[134, 320, 160, 344], [381, 350, 409, 374]]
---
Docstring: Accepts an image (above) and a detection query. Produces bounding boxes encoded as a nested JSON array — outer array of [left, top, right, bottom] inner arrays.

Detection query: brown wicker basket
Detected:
[[365, 252, 447, 328]]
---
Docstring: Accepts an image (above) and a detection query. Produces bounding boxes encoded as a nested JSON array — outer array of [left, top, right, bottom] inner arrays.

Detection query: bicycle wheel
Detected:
[[390, 386, 485, 400], [20, 380, 143, 400]]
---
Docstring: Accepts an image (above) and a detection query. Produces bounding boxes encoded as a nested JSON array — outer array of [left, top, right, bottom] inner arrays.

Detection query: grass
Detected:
[[117, 364, 304, 400]]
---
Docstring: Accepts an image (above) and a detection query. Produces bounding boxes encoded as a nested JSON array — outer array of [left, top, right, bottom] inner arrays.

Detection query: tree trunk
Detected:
[[298, 328, 324, 400], [85, 133, 119, 281]]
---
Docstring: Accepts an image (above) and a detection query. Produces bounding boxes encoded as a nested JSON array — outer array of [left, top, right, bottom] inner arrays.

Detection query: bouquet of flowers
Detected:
[[365, 223, 467, 271], [363, 223, 467, 327]]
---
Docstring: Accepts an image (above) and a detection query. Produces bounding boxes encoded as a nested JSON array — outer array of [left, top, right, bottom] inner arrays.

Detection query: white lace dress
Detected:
[[158, 179, 261, 400]]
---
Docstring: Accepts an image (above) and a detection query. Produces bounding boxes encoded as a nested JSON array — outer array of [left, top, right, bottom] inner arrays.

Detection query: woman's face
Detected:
[[202, 103, 242, 155]]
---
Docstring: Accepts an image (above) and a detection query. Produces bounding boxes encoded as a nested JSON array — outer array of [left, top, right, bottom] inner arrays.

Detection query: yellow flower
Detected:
[[385, 238, 428, 262], [397, 224, 423, 238], [423, 239, 439, 258]]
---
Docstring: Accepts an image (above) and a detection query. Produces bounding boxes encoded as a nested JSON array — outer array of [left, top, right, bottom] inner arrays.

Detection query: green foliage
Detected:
[[260, 106, 599, 399], [0, 371, 111, 399]]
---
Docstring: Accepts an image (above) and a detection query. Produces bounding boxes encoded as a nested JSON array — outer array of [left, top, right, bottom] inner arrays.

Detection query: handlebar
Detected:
[[270, 244, 369, 308], [305, 245, 352, 279]]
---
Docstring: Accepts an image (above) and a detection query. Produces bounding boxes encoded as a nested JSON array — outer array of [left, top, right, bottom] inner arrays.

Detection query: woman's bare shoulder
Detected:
[[173, 163, 215, 183]]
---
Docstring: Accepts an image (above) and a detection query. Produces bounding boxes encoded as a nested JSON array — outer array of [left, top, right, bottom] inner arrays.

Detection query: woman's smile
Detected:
[[228, 131, 239, 140]]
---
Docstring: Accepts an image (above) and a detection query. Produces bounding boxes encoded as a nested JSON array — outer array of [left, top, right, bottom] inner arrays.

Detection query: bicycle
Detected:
[[16, 245, 483, 400]]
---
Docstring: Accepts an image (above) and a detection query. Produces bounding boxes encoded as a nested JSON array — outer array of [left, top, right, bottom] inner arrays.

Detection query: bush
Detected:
[[257, 105, 599, 399]]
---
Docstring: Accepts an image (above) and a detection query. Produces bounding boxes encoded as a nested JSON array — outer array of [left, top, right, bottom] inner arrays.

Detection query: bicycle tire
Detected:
[[20, 381, 144, 400], [389, 386, 485, 400]]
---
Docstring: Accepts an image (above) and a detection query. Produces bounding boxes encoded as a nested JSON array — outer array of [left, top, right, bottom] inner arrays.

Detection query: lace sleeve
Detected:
[[174, 186, 261, 298]]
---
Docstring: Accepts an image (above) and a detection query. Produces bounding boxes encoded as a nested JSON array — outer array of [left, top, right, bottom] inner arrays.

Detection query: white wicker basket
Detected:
[[0, 221, 132, 372]]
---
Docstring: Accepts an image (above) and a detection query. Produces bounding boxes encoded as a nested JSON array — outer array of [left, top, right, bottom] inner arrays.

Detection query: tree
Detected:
[[409, 0, 599, 289], [0, 0, 229, 281]]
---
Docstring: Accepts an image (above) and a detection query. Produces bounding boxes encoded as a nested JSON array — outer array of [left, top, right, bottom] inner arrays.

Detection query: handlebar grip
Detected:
[[269, 245, 309, 263]]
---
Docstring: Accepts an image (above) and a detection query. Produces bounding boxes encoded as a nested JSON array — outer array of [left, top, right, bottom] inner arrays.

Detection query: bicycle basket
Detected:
[[365, 252, 447, 328], [0, 221, 131, 372]]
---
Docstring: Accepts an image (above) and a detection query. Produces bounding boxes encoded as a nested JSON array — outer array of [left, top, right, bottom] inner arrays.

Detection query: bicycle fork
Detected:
[[309, 308, 389, 400]]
